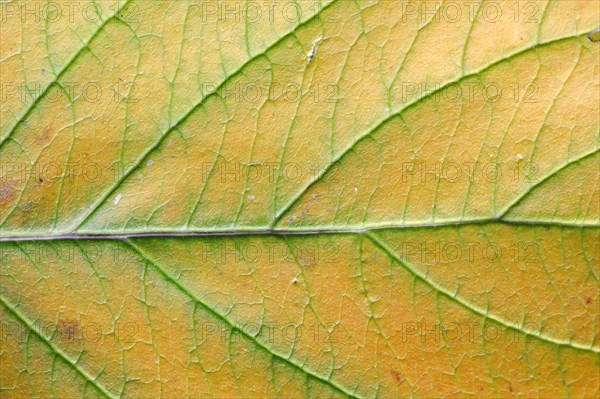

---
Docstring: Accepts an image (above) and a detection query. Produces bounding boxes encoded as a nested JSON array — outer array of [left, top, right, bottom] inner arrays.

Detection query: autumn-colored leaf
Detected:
[[1, 1, 599, 398]]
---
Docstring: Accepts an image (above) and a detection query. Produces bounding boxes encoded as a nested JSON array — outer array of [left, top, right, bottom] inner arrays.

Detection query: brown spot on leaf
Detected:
[[35, 124, 54, 145], [57, 320, 79, 341], [586, 297, 592, 305], [0, 180, 18, 204], [390, 369, 402, 385]]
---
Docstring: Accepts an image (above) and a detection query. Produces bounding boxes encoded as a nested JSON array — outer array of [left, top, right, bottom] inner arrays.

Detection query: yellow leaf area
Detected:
[[0, 1, 599, 398], [1, 226, 599, 398]]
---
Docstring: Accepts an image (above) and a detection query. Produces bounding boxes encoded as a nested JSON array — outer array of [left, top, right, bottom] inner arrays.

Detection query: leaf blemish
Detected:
[[588, 28, 600, 42], [0, 181, 17, 204], [308, 39, 321, 62], [390, 369, 403, 384], [57, 320, 79, 341], [36, 125, 53, 145]]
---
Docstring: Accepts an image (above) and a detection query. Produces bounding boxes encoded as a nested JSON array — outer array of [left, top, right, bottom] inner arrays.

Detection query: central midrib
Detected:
[[0, 218, 598, 241]]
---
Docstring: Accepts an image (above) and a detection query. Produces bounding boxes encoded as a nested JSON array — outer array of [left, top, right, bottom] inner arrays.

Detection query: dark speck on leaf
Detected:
[[588, 28, 600, 42], [390, 369, 402, 384], [58, 320, 79, 341]]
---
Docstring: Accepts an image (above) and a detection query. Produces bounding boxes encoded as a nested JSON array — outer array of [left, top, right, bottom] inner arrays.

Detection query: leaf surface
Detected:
[[1, 1, 599, 398]]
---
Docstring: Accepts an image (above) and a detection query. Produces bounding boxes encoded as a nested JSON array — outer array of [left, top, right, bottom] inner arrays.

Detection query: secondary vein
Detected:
[[0, 295, 117, 399], [0, 0, 133, 148], [365, 231, 600, 355], [125, 239, 360, 399], [271, 32, 594, 227]]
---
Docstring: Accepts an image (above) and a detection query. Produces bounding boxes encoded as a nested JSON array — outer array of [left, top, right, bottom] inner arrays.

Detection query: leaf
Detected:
[[0, 1, 599, 398]]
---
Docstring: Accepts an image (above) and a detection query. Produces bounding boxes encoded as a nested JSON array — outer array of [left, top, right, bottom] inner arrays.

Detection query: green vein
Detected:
[[0, 0, 132, 148], [74, 0, 340, 232], [499, 147, 600, 218], [365, 231, 600, 355], [125, 239, 359, 399], [0, 295, 116, 399], [272, 32, 594, 227]]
